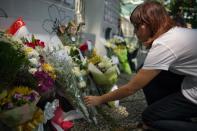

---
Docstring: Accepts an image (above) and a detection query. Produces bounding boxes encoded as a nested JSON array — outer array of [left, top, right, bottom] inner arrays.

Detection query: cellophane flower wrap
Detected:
[[43, 46, 97, 124], [0, 86, 40, 127], [87, 51, 129, 124], [113, 46, 132, 75], [88, 52, 118, 93], [106, 36, 132, 75]]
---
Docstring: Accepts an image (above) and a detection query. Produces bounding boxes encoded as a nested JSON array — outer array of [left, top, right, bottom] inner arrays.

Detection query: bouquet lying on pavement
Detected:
[[88, 50, 129, 122]]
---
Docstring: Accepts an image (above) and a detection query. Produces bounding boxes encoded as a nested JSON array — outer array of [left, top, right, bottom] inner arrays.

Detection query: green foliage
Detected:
[[0, 37, 29, 92], [151, 0, 197, 28], [12, 68, 38, 89], [167, 0, 197, 28]]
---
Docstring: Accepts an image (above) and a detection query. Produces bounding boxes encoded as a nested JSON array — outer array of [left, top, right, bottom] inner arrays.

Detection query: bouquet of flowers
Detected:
[[0, 32, 44, 129], [88, 51, 118, 93], [105, 36, 132, 75], [0, 32, 30, 92], [21, 35, 56, 94], [5, 18, 56, 95], [67, 46, 89, 91], [88, 53, 129, 122], [43, 46, 97, 124], [113, 45, 132, 74], [57, 20, 83, 46], [0, 86, 40, 127]]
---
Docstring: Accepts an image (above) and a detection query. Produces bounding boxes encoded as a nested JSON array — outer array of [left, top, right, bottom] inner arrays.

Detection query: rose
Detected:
[[79, 43, 88, 52]]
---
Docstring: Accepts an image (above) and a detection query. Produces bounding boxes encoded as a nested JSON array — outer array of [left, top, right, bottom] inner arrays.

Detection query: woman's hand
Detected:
[[84, 95, 103, 107], [84, 69, 161, 107]]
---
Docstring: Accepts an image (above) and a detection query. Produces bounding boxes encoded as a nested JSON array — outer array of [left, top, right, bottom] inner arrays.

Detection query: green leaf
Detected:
[[0, 37, 29, 92]]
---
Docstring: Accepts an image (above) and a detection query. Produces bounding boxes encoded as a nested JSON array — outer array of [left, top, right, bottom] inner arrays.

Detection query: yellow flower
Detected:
[[0, 86, 32, 106], [8, 86, 32, 97], [24, 47, 33, 54], [49, 73, 56, 80], [0, 90, 7, 100], [42, 63, 56, 80], [88, 55, 101, 65], [42, 63, 54, 73], [88, 50, 101, 64], [0, 97, 10, 106]]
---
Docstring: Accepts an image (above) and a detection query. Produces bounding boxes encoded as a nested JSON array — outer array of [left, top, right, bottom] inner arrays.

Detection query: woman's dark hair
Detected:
[[130, 1, 176, 45]]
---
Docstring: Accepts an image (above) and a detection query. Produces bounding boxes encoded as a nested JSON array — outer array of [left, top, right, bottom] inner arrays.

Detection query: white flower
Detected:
[[78, 81, 86, 88], [71, 36, 76, 42], [104, 42, 111, 48], [23, 46, 39, 58], [82, 58, 88, 65], [29, 50, 39, 58], [28, 68, 37, 74], [98, 62, 105, 68], [72, 67, 82, 77], [11, 36, 23, 44], [105, 63, 112, 69], [80, 69, 87, 76], [48, 46, 54, 52], [111, 56, 119, 65], [29, 58, 40, 67]]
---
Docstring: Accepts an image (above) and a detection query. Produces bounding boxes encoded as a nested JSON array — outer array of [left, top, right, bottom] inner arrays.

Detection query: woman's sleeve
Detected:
[[142, 43, 177, 70]]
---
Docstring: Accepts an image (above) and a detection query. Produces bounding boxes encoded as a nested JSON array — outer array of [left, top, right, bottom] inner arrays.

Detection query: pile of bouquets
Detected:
[[44, 46, 97, 124]]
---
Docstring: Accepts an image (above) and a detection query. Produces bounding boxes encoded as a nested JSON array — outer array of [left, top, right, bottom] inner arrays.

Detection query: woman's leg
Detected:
[[142, 92, 197, 131], [143, 70, 184, 105]]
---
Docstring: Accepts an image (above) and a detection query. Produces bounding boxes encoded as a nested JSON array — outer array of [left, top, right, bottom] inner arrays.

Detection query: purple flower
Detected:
[[13, 93, 23, 100], [23, 92, 38, 102], [34, 71, 54, 92], [23, 95, 31, 101], [3, 102, 14, 110]]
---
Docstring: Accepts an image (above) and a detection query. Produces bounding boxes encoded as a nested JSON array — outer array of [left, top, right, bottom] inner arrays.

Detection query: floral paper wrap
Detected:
[[114, 48, 132, 75], [0, 89, 40, 127], [0, 102, 38, 127]]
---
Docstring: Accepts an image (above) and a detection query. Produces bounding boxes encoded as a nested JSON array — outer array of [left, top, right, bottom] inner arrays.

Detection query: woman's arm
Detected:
[[84, 69, 161, 106]]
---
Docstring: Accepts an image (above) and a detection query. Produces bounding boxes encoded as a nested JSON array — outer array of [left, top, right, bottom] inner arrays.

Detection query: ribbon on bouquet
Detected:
[[37, 99, 73, 131], [51, 106, 74, 131]]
